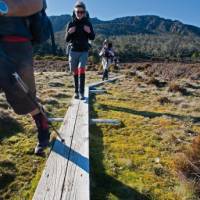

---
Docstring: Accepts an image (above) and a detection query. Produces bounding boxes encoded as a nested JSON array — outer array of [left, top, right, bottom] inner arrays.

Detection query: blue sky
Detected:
[[46, 0, 200, 27]]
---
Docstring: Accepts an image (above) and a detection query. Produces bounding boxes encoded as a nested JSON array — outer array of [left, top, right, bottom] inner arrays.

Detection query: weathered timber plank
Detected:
[[61, 87, 90, 200], [33, 99, 80, 200]]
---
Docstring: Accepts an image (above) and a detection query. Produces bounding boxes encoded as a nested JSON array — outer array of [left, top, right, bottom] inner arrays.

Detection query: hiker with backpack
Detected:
[[65, 1, 95, 100], [0, 0, 53, 156], [99, 40, 115, 81]]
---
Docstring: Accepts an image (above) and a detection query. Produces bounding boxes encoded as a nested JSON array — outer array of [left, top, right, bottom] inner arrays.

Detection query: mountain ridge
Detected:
[[50, 14, 200, 37]]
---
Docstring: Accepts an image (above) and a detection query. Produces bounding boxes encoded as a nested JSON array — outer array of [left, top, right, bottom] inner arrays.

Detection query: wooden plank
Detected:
[[33, 99, 80, 200], [61, 87, 90, 200]]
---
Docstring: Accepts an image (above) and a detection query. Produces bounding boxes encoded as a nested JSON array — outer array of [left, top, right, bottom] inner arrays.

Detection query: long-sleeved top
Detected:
[[65, 17, 95, 52]]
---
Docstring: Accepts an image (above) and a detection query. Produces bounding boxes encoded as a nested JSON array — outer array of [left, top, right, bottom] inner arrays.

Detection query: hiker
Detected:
[[0, 0, 51, 155], [65, 1, 95, 100], [99, 40, 115, 81]]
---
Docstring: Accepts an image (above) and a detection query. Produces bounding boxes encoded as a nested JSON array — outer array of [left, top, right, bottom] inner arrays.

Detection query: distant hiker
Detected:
[[99, 40, 115, 81], [65, 1, 95, 100], [0, 0, 52, 156]]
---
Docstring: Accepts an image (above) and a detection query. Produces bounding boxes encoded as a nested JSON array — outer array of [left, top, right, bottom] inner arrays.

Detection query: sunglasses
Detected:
[[76, 10, 85, 14]]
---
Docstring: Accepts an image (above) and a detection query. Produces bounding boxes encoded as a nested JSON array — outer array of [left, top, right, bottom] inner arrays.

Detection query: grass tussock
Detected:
[[175, 136, 200, 196], [157, 97, 171, 105], [147, 77, 167, 88], [168, 82, 189, 96], [0, 109, 23, 140]]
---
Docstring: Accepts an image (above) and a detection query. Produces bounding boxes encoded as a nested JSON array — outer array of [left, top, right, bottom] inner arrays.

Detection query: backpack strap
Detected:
[[46, 12, 56, 55]]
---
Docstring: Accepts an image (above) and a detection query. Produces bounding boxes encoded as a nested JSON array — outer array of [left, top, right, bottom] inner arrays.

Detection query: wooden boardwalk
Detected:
[[33, 76, 123, 200]]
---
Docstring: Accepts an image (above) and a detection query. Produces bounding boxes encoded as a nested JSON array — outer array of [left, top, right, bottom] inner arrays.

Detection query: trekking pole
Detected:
[[12, 72, 65, 143]]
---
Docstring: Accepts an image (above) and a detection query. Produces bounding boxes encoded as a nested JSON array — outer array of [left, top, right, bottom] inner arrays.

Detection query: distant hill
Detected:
[[50, 15, 200, 37]]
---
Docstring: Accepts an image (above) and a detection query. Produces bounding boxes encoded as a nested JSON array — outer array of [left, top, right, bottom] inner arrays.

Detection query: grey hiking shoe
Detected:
[[34, 141, 49, 156], [80, 93, 85, 100], [34, 144, 45, 156]]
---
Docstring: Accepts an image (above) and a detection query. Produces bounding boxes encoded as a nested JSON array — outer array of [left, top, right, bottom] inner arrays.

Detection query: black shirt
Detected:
[[65, 17, 95, 52]]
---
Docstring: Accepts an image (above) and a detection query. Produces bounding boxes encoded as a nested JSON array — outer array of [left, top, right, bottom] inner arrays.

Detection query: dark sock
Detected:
[[33, 112, 50, 145]]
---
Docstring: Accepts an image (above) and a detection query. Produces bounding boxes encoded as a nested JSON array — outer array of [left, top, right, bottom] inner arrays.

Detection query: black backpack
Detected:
[[27, 2, 56, 54], [103, 48, 113, 58]]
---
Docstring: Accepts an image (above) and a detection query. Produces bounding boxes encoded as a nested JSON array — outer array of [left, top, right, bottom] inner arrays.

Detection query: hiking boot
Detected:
[[34, 143, 47, 156], [80, 93, 85, 100], [74, 92, 79, 99], [34, 135, 50, 156], [36, 133, 50, 155], [34, 143, 45, 156]]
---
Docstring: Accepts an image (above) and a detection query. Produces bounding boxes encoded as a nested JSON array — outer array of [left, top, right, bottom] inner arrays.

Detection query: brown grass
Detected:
[[147, 77, 167, 88], [157, 97, 171, 105], [168, 83, 189, 95], [175, 136, 200, 195]]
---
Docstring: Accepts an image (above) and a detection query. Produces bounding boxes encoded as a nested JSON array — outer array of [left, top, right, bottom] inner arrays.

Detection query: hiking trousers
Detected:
[[0, 41, 37, 115]]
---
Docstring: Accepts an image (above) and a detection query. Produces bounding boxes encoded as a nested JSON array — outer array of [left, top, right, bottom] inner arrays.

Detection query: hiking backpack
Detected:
[[27, 0, 56, 54]]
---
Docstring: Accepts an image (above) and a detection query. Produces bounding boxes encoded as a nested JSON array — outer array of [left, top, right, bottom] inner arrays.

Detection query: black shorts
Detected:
[[0, 41, 37, 115]]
